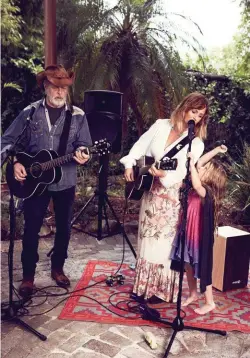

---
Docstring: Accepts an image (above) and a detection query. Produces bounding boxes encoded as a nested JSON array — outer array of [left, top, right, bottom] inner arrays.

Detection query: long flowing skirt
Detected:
[[133, 179, 182, 302]]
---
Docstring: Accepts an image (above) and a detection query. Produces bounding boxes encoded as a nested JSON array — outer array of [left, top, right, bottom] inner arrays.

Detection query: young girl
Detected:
[[171, 144, 227, 314]]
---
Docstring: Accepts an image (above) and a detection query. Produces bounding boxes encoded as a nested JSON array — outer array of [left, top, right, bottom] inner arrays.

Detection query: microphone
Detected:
[[27, 106, 36, 121], [188, 119, 195, 139]]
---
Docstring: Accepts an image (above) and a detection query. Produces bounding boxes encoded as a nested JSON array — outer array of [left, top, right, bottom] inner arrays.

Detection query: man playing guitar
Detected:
[[1, 65, 91, 297]]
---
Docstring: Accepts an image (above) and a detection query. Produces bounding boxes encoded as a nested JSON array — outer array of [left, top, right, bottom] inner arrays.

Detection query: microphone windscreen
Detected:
[[188, 119, 195, 138]]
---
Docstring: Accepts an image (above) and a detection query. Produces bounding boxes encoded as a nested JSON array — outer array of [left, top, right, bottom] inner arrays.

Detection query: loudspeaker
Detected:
[[212, 226, 250, 291], [83, 90, 123, 153]]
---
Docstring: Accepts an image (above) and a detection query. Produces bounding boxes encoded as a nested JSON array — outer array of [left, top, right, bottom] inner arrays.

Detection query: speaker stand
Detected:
[[71, 154, 136, 258]]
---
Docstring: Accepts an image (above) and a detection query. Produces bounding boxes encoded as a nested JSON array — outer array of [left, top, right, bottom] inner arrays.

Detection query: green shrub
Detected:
[[228, 143, 250, 224]]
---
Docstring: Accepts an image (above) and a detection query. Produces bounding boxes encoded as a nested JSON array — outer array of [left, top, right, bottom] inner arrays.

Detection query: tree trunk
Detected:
[[121, 92, 129, 142], [129, 96, 144, 136]]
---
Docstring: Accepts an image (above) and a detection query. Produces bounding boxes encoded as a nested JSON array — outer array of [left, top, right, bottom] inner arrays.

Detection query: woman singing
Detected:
[[120, 92, 209, 303]]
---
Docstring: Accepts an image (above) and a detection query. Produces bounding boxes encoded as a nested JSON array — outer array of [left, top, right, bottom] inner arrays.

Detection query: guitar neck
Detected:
[[137, 159, 173, 176], [25, 140, 110, 173], [41, 152, 76, 171]]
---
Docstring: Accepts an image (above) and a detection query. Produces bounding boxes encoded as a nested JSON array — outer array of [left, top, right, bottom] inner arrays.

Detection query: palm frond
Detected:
[[2, 82, 23, 93]]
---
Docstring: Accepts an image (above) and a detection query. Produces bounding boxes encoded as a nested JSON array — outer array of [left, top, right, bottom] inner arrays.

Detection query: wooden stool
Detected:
[[212, 226, 250, 291]]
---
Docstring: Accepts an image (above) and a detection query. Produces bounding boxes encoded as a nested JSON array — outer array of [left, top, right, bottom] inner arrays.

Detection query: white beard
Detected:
[[51, 98, 66, 108], [47, 95, 66, 108]]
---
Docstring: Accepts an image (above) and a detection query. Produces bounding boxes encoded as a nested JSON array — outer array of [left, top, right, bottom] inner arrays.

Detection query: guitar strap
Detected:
[[160, 135, 191, 161], [58, 110, 73, 156]]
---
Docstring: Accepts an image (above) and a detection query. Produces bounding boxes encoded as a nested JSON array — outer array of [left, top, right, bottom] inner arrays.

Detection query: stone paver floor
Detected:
[[1, 227, 249, 358]]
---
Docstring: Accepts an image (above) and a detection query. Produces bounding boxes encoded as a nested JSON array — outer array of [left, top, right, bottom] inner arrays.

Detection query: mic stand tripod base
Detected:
[[1, 303, 47, 341], [163, 316, 226, 358], [70, 153, 137, 259], [139, 303, 226, 357]]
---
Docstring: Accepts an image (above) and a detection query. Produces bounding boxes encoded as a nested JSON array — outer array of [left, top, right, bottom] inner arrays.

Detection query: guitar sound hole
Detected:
[[30, 162, 43, 178]]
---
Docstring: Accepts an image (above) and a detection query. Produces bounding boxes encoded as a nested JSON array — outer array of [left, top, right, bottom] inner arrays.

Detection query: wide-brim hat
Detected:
[[36, 64, 75, 88]]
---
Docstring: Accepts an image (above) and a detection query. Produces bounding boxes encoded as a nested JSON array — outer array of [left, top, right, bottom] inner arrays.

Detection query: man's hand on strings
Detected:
[[14, 162, 27, 181]]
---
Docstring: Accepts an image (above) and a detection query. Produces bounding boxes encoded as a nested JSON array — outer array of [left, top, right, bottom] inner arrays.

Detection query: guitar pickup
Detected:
[[156, 158, 178, 170]]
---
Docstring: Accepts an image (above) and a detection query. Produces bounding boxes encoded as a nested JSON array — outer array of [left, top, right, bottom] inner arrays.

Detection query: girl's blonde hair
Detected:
[[202, 159, 227, 226], [171, 92, 209, 140]]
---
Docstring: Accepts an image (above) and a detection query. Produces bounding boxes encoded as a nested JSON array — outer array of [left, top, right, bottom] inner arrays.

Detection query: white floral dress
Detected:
[[120, 119, 204, 302], [133, 179, 181, 302]]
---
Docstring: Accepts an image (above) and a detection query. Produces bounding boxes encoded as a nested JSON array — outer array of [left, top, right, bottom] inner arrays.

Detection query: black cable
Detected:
[[108, 292, 141, 317], [2, 197, 136, 321]]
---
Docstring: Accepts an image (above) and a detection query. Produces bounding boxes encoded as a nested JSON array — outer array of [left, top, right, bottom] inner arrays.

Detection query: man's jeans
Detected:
[[21, 186, 75, 278]]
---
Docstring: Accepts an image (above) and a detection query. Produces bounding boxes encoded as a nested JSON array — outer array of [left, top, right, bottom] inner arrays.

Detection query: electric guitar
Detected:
[[6, 139, 110, 199], [125, 156, 177, 201]]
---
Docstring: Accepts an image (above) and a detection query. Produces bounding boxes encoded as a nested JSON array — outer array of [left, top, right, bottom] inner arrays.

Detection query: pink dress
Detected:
[[170, 190, 203, 278]]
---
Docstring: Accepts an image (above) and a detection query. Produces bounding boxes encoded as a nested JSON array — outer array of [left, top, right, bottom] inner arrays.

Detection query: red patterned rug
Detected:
[[59, 260, 250, 333]]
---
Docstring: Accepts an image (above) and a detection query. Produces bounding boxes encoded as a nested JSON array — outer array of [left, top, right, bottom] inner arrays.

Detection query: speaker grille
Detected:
[[83, 90, 123, 153]]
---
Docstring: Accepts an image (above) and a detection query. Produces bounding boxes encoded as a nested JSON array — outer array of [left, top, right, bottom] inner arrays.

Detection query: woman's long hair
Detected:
[[171, 92, 209, 140], [202, 159, 227, 226]]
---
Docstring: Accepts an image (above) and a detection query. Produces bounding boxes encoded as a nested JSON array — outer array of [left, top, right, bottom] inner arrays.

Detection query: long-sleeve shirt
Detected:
[[1, 98, 92, 191], [120, 118, 204, 188]]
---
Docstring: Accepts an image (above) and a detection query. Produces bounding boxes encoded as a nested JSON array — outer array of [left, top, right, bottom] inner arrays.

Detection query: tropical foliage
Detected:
[[1, 0, 44, 131], [228, 143, 250, 225], [57, 0, 204, 139], [186, 70, 250, 159], [204, 0, 250, 93]]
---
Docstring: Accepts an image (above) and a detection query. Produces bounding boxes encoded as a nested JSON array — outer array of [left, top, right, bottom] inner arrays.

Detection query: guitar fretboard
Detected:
[[41, 153, 75, 171], [25, 141, 109, 173]]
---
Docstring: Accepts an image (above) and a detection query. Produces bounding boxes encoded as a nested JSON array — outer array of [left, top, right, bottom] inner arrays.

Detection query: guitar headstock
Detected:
[[93, 138, 111, 156]]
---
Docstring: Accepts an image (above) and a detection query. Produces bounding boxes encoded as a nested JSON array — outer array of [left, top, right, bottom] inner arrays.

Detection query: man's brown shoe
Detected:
[[51, 268, 70, 288], [18, 278, 34, 297]]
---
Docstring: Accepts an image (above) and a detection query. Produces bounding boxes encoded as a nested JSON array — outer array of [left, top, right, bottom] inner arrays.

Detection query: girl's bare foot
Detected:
[[182, 295, 198, 307], [194, 302, 216, 315]]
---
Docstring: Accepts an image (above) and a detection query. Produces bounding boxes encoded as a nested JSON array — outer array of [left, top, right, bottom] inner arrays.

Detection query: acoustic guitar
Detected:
[[6, 139, 110, 199], [125, 156, 177, 201]]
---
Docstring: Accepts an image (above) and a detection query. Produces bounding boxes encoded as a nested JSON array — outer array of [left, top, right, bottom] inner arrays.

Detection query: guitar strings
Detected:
[[20, 143, 109, 173]]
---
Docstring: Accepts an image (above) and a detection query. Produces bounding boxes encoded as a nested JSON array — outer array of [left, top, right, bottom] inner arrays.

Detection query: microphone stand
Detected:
[[1, 107, 47, 341], [139, 120, 226, 357]]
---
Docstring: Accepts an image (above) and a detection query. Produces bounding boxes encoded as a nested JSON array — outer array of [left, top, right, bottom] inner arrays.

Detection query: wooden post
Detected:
[[44, 0, 57, 67], [44, 0, 57, 227]]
